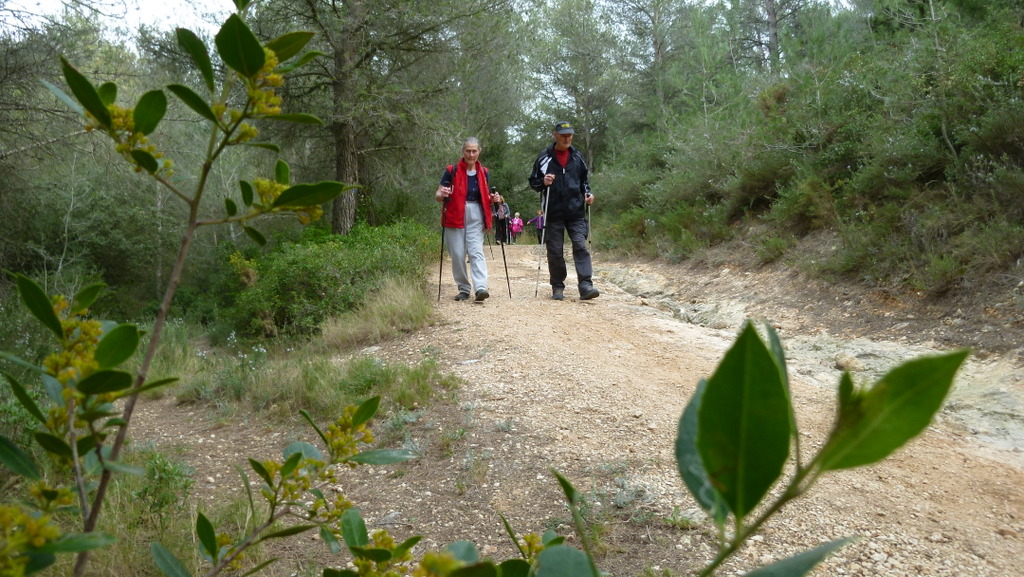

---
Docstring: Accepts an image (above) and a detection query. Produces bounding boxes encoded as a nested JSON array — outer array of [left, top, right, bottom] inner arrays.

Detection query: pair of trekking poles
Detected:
[[436, 200, 512, 301]]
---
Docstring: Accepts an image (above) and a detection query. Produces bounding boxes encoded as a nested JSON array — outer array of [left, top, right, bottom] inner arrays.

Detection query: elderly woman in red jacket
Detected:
[[435, 137, 502, 302]]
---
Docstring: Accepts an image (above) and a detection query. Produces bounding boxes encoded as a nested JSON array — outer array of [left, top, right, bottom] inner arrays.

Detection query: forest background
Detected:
[[3, 0, 1023, 329], [1, 0, 1023, 574]]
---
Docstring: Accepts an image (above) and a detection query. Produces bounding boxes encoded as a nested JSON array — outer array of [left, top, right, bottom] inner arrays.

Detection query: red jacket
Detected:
[[441, 160, 492, 230]]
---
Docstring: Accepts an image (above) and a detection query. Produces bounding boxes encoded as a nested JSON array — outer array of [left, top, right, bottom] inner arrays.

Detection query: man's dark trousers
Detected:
[[545, 216, 592, 290]]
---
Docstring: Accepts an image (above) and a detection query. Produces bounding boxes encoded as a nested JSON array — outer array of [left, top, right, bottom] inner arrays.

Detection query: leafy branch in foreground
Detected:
[[1, 0, 351, 575]]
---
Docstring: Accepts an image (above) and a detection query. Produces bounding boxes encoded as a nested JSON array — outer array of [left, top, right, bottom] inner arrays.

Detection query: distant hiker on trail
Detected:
[[527, 209, 544, 244], [494, 196, 510, 244], [529, 120, 599, 301], [436, 137, 502, 302], [510, 212, 524, 244]]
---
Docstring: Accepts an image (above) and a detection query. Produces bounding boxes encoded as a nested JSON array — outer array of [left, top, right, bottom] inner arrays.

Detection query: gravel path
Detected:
[[132, 242, 1024, 576]]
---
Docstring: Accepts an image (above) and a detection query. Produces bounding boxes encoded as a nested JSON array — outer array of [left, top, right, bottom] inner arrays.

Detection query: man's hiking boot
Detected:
[[579, 286, 600, 300], [454, 292, 470, 301], [552, 288, 564, 301], [475, 289, 490, 302]]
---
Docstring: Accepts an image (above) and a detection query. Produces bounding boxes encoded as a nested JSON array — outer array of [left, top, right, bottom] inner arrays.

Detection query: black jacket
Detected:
[[529, 144, 591, 220]]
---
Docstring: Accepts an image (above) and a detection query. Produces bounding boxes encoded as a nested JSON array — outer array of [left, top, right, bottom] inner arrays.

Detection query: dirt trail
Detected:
[[131, 241, 1024, 576]]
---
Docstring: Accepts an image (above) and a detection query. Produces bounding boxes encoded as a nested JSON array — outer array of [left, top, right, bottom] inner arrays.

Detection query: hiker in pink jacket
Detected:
[[509, 212, 524, 244]]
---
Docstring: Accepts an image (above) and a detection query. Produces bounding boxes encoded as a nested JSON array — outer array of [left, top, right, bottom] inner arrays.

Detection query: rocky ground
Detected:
[[131, 238, 1024, 576]]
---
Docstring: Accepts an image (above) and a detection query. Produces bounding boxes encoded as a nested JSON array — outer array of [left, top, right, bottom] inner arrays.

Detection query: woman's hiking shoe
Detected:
[[579, 286, 600, 300], [454, 292, 470, 301], [552, 288, 564, 301], [475, 289, 490, 302]]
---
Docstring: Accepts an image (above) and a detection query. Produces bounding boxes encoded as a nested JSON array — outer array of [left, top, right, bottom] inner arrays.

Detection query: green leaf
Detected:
[[283, 441, 322, 462], [266, 31, 314, 62], [279, 450, 303, 478], [743, 538, 853, 576], [225, 198, 238, 217], [818, 351, 969, 471], [232, 0, 253, 13], [352, 396, 380, 428], [320, 527, 342, 554], [41, 374, 63, 405], [151, 542, 193, 577], [260, 524, 317, 540], [0, 352, 44, 376], [196, 512, 218, 562], [393, 535, 422, 558], [323, 569, 359, 577], [676, 379, 728, 526], [41, 78, 84, 115], [95, 324, 140, 369], [131, 150, 160, 174], [77, 370, 133, 395], [167, 84, 218, 122], [35, 532, 116, 553], [541, 530, 562, 546], [275, 159, 290, 185], [553, 470, 579, 505], [341, 508, 369, 549], [275, 51, 324, 74], [243, 225, 267, 246], [534, 545, 594, 577], [215, 14, 265, 78], [239, 180, 254, 206], [71, 282, 105, 314], [97, 82, 117, 105], [272, 181, 348, 209], [349, 546, 392, 562], [0, 435, 41, 479], [4, 372, 46, 424], [240, 558, 278, 577], [499, 513, 526, 558], [345, 449, 418, 465], [15, 274, 63, 340], [135, 377, 179, 396], [299, 409, 330, 447], [447, 540, 479, 564], [498, 559, 531, 577], [698, 322, 792, 520], [262, 113, 324, 125], [249, 458, 274, 486], [34, 432, 72, 460], [175, 28, 215, 92], [450, 563, 498, 577], [60, 57, 111, 128], [243, 142, 282, 153], [22, 551, 56, 575], [134, 90, 167, 135]]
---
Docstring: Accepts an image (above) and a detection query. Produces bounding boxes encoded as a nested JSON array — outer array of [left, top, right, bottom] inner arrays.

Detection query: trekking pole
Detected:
[[534, 186, 551, 297], [493, 200, 516, 297], [437, 225, 445, 302], [499, 235, 512, 298], [587, 202, 593, 253]]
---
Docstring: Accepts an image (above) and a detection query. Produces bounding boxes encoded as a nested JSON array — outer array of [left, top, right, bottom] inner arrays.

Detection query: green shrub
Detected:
[[230, 222, 432, 336], [721, 152, 796, 219], [769, 175, 838, 235]]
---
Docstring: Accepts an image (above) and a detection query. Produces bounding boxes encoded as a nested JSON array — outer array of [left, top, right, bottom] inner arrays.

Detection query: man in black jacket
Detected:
[[529, 121, 599, 301]]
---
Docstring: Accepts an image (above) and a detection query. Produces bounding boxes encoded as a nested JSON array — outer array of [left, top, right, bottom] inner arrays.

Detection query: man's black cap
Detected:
[[553, 121, 575, 134]]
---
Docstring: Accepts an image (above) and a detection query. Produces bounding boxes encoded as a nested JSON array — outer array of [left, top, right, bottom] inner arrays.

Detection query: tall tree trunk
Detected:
[[331, 119, 359, 235], [329, 1, 362, 236], [763, 0, 781, 73]]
